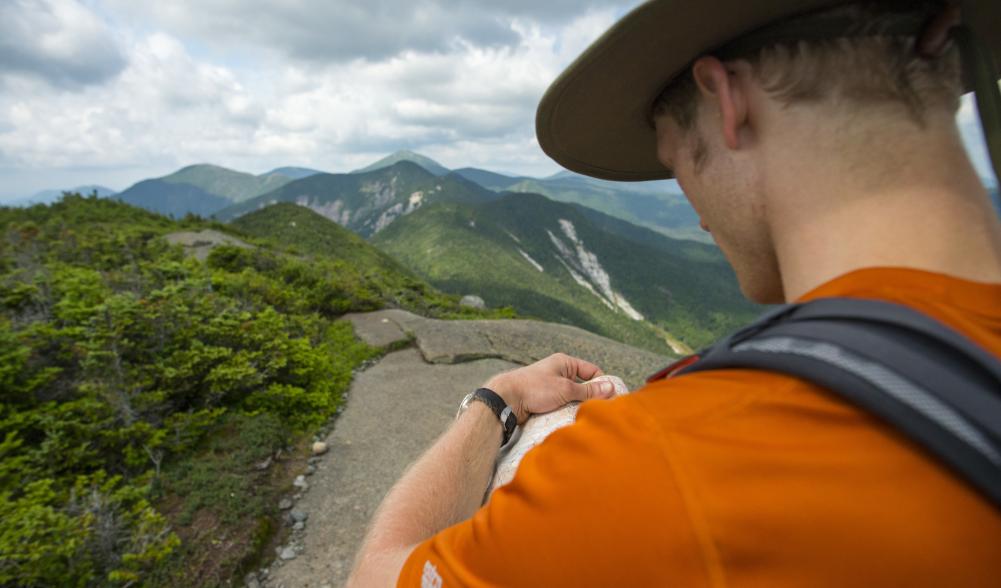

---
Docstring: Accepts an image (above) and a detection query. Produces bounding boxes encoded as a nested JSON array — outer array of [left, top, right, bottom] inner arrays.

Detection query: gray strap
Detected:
[[777, 297, 1001, 385], [757, 319, 1001, 447]]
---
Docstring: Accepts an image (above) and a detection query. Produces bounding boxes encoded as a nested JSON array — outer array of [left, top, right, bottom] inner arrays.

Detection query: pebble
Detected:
[[245, 572, 260, 588], [254, 456, 272, 471], [278, 498, 293, 510], [311, 441, 328, 456], [305, 464, 317, 475], [291, 509, 308, 523], [280, 547, 297, 561], [293, 475, 308, 489], [292, 521, 304, 531]]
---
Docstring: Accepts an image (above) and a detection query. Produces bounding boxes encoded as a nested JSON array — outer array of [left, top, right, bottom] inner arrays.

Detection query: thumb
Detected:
[[571, 378, 615, 401]]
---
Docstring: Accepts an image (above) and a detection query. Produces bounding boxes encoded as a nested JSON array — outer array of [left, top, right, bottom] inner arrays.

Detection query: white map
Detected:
[[488, 375, 629, 497]]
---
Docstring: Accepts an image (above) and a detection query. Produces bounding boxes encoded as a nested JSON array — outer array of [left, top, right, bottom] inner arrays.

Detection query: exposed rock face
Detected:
[[163, 229, 252, 261], [547, 218, 644, 320]]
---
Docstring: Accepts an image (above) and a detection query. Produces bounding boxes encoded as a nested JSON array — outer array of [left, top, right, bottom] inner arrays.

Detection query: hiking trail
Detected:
[[253, 309, 670, 588]]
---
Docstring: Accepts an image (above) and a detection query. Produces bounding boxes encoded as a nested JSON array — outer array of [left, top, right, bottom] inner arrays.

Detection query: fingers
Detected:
[[552, 353, 603, 381], [567, 378, 616, 402]]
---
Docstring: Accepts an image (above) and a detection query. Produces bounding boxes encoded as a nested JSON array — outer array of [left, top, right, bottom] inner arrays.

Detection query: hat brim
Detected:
[[536, 0, 1001, 182]]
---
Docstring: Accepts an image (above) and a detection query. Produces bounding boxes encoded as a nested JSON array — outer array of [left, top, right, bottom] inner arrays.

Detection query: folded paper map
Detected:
[[488, 375, 630, 497]]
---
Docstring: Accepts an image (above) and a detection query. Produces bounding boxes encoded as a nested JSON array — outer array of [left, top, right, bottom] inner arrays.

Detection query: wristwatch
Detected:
[[457, 387, 518, 447]]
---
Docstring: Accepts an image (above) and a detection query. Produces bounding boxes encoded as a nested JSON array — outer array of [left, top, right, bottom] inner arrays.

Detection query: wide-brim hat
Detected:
[[536, 0, 1001, 181]]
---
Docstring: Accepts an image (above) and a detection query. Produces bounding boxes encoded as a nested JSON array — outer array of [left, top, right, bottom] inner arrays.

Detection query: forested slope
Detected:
[[0, 195, 500, 586]]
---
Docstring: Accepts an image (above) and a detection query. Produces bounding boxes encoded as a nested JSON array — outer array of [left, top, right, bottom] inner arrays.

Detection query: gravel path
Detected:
[[255, 310, 671, 588]]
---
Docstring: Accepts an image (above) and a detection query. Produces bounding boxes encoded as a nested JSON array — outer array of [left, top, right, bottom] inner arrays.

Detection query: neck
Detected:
[[764, 112, 1001, 302]]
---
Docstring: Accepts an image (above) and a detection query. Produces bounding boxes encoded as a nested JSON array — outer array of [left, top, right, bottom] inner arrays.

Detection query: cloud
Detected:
[[3, 0, 995, 202], [103, 0, 635, 62], [0, 31, 262, 173], [0, 0, 126, 88], [0, 3, 627, 199]]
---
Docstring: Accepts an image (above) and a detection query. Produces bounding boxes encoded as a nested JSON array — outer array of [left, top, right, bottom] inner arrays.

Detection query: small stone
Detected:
[[280, 547, 297, 561], [254, 456, 272, 471], [278, 498, 293, 510], [307, 456, 320, 465], [245, 572, 260, 588], [305, 464, 317, 475], [460, 294, 486, 309], [291, 509, 308, 523], [260, 568, 269, 577], [292, 521, 304, 531], [293, 475, 308, 489], [312, 441, 328, 455]]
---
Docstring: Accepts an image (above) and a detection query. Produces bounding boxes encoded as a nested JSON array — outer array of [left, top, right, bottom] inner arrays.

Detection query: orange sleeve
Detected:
[[397, 395, 714, 587]]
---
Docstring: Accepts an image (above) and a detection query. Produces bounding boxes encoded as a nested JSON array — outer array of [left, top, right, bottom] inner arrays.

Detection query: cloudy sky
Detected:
[[0, 0, 995, 201]]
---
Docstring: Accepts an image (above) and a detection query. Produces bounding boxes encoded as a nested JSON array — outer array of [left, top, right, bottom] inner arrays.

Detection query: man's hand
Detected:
[[484, 353, 615, 424]]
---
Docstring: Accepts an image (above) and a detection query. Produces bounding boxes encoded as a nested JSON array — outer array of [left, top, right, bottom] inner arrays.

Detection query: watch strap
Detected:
[[470, 387, 517, 447]]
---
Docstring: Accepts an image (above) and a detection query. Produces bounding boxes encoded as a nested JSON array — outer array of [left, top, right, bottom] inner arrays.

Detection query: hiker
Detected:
[[349, 1, 1001, 585]]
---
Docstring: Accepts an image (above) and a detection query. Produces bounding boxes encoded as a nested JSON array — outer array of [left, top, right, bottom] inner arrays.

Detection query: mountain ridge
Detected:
[[351, 149, 450, 176], [217, 161, 499, 237], [372, 192, 759, 353]]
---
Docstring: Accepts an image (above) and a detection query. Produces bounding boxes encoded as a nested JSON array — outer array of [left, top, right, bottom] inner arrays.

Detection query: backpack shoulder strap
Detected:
[[674, 297, 1001, 510]]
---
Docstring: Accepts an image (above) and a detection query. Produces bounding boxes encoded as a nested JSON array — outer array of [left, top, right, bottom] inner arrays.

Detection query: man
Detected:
[[349, 0, 1001, 585]]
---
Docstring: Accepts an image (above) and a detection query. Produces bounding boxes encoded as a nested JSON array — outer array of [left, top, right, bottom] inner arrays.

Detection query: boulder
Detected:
[[459, 295, 486, 309]]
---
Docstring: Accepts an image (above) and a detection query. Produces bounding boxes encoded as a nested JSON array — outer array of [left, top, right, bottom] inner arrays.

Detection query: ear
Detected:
[[691, 56, 748, 150]]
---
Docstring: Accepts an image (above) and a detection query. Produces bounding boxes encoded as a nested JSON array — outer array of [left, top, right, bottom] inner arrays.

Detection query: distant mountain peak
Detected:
[[352, 150, 450, 176], [175, 163, 229, 173], [262, 166, 324, 180]]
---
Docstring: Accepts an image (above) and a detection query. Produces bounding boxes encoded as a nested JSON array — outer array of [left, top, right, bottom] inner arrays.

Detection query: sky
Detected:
[[0, 0, 995, 201]]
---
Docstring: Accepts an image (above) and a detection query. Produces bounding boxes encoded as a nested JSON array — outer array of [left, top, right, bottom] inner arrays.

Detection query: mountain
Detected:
[[501, 174, 704, 242], [159, 164, 292, 203], [352, 149, 450, 176], [453, 167, 524, 190], [372, 192, 761, 353], [114, 164, 295, 218], [232, 202, 409, 272], [456, 167, 705, 242], [264, 166, 324, 180], [229, 202, 491, 317], [217, 161, 498, 237], [115, 179, 231, 218]]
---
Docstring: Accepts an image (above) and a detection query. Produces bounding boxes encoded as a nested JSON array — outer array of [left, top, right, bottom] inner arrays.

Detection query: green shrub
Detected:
[[0, 196, 390, 586]]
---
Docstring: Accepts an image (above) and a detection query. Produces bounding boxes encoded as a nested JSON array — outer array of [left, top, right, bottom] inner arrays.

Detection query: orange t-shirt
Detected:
[[399, 267, 1001, 587]]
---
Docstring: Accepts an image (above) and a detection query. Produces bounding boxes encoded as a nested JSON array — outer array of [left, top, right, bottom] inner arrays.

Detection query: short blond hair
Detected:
[[654, 1, 963, 131]]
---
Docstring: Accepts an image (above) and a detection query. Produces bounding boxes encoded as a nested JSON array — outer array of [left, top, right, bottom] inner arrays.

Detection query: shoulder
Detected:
[[621, 366, 853, 427]]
